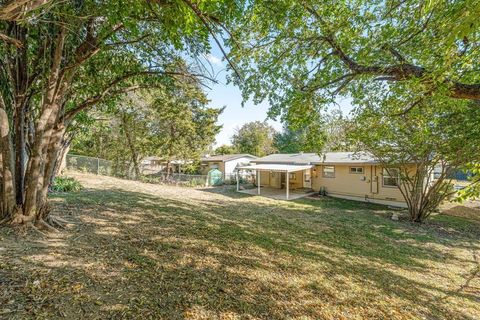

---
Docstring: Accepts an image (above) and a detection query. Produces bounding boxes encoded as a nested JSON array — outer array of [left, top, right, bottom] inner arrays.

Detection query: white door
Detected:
[[304, 170, 312, 188]]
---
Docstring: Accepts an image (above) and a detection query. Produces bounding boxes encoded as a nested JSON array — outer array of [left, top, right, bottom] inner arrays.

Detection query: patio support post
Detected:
[[257, 170, 261, 195], [236, 170, 239, 191], [286, 170, 289, 200]]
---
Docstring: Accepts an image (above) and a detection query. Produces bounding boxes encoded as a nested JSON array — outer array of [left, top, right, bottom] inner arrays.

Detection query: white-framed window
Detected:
[[382, 168, 400, 187], [322, 165, 335, 178], [289, 173, 296, 180], [349, 166, 364, 174]]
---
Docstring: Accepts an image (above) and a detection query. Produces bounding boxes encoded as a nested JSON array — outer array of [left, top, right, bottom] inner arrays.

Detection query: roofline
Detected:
[[253, 160, 312, 165], [311, 161, 379, 165], [201, 154, 258, 162]]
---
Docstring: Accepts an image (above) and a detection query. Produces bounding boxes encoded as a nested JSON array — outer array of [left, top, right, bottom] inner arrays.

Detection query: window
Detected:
[[289, 173, 296, 180], [322, 166, 335, 178], [350, 167, 364, 174], [383, 168, 400, 187]]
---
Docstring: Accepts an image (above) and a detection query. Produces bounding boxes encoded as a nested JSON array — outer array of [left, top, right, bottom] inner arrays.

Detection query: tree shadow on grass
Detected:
[[0, 185, 479, 319]]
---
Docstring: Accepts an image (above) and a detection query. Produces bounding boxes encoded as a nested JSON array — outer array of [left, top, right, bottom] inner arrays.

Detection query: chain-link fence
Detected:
[[65, 154, 209, 187], [224, 172, 256, 185], [66, 154, 113, 175], [141, 173, 207, 187]]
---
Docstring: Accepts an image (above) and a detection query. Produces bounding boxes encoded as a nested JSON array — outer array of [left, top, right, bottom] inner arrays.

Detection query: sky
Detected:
[[203, 45, 355, 147]]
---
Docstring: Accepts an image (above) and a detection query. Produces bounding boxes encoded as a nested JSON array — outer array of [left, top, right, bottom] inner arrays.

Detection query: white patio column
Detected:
[[236, 170, 240, 191], [286, 170, 289, 200], [257, 170, 261, 195]]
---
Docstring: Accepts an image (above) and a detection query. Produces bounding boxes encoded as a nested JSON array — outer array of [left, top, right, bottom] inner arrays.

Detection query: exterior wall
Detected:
[[259, 171, 271, 187], [312, 164, 411, 207], [201, 157, 255, 180], [200, 162, 224, 175], [224, 157, 255, 179], [259, 170, 307, 189], [288, 171, 304, 189]]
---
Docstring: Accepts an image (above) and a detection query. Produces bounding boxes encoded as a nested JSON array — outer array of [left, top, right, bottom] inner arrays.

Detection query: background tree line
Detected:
[[71, 74, 223, 178]]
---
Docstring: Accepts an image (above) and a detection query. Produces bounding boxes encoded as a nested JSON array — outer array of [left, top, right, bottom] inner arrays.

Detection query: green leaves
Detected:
[[227, 0, 480, 129], [231, 121, 277, 156]]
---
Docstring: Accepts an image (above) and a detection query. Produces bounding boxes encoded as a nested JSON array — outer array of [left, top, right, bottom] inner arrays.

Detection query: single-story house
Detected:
[[237, 152, 410, 207], [200, 154, 257, 181], [141, 156, 163, 167]]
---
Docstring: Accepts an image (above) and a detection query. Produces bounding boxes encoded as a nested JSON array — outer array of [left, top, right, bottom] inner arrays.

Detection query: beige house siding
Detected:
[[289, 171, 304, 189], [312, 164, 408, 206], [259, 171, 271, 187], [259, 170, 307, 190]]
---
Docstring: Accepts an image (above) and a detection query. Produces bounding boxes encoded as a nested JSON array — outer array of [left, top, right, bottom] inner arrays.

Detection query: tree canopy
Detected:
[[227, 0, 480, 127], [231, 121, 277, 156], [0, 0, 242, 227], [214, 144, 237, 155], [348, 99, 480, 221]]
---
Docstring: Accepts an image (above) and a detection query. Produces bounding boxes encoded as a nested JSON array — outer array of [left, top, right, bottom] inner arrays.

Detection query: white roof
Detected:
[[237, 163, 313, 172], [313, 152, 376, 164], [252, 152, 377, 165]]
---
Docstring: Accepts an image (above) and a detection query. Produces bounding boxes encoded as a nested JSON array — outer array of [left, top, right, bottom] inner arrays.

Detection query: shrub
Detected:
[[51, 176, 83, 192]]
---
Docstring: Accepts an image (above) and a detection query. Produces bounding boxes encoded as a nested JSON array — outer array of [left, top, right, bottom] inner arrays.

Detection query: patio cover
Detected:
[[237, 164, 313, 172], [236, 164, 313, 200]]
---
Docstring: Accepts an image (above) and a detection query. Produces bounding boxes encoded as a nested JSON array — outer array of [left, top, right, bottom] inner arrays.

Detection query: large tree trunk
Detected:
[[0, 107, 16, 219], [12, 23, 28, 206]]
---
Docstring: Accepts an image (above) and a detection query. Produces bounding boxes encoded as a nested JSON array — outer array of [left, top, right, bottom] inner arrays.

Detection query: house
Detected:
[[237, 152, 409, 207], [140, 156, 163, 174], [200, 154, 257, 181]]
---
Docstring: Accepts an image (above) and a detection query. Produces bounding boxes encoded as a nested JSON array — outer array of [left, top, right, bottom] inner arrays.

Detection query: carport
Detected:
[[236, 164, 314, 200]]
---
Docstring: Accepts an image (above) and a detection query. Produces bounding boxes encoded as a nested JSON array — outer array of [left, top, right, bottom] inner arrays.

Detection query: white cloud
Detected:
[[206, 53, 222, 65]]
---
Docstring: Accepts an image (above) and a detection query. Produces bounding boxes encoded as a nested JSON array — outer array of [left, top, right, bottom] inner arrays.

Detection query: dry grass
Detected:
[[1, 172, 479, 319]]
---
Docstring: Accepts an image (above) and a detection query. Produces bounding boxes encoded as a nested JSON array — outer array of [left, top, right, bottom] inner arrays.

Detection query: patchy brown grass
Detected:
[[1, 172, 479, 319]]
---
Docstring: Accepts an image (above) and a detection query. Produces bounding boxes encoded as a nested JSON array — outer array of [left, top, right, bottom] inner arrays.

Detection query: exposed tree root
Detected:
[[45, 215, 66, 230], [0, 216, 10, 225], [34, 218, 59, 233]]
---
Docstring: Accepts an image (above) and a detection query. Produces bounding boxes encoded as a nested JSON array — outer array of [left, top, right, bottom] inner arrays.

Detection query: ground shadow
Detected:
[[1, 182, 479, 319]]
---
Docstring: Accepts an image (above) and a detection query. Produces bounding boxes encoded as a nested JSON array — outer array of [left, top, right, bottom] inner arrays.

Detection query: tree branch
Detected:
[[304, 4, 480, 100], [180, 0, 243, 81], [0, 0, 51, 21], [63, 70, 213, 121]]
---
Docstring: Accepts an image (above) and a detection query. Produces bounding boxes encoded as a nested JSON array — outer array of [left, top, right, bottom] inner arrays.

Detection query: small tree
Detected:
[[231, 121, 277, 156], [150, 79, 223, 176], [349, 100, 480, 222]]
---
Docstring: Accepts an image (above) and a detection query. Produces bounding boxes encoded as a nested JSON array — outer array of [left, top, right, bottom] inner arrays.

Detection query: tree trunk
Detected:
[[52, 135, 71, 182], [0, 108, 16, 219], [121, 113, 141, 178], [35, 124, 66, 220], [12, 23, 28, 206]]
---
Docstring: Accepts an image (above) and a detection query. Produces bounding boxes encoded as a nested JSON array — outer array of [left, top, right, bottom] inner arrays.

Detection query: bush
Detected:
[[51, 176, 83, 192]]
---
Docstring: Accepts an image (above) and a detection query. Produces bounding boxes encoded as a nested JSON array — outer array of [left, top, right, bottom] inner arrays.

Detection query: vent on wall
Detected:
[[385, 197, 397, 201]]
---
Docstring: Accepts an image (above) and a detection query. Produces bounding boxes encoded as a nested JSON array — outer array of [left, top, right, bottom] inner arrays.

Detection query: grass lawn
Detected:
[[1, 172, 479, 319]]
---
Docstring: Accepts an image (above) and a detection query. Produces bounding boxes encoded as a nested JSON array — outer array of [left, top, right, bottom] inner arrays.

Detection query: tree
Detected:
[[227, 0, 480, 129], [274, 109, 353, 153], [215, 145, 237, 155], [322, 110, 355, 152], [348, 100, 480, 222], [273, 125, 308, 153], [231, 121, 277, 156], [149, 77, 223, 176], [71, 80, 223, 178], [0, 0, 241, 228]]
